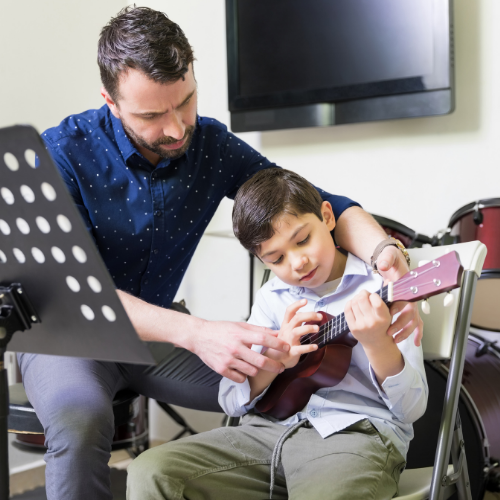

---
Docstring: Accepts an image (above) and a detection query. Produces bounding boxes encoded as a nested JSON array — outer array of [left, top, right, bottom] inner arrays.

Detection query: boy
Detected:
[[127, 168, 428, 500]]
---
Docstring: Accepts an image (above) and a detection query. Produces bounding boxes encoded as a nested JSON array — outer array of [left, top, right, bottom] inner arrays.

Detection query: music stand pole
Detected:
[[0, 347, 8, 500], [0, 283, 37, 500]]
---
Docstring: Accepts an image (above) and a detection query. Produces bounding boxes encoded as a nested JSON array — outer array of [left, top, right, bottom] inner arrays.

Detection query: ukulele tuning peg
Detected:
[[421, 300, 430, 315], [443, 292, 454, 308]]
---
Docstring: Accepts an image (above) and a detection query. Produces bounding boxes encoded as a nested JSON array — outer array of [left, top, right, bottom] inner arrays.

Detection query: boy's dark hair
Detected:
[[233, 168, 324, 255], [98, 6, 194, 102]]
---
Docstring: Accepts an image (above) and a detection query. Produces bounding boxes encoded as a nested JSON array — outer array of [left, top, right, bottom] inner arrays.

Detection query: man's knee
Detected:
[[41, 393, 114, 452]]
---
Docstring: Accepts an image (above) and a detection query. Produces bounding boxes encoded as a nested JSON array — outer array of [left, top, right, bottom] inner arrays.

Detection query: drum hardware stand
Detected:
[[0, 284, 38, 500], [485, 460, 500, 492], [155, 400, 198, 441]]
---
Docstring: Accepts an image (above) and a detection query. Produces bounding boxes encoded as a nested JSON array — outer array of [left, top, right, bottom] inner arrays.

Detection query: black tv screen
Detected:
[[226, 0, 454, 132]]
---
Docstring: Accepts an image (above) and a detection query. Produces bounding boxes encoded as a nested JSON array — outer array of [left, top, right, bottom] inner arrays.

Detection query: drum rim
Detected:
[[471, 273, 500, 331], [429, 353, 490, 462], [371, 214, 432, 244], [449, 198, 500, 228]]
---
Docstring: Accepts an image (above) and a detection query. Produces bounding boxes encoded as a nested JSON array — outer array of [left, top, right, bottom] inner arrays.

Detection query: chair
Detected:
[[226, 241, 487, 500], [396, 241, 487, 500]]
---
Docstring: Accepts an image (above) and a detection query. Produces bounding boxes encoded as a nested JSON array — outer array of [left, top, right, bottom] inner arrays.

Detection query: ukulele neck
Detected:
[[308, 283, 392, 349]]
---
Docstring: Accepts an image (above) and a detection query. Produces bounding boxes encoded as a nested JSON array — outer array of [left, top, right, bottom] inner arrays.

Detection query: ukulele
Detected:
[[255, 251, 464, 420]]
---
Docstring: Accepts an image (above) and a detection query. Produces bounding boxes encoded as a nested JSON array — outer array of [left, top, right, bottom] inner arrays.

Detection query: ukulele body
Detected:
[[255, 311, 357, 420]]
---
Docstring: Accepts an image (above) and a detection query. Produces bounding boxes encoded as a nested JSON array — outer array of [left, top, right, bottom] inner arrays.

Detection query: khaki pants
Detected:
[[127, 415, 406, 500]]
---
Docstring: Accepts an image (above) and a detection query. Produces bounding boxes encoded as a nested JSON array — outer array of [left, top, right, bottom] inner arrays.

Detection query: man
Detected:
[[20, 6, 422, 500]]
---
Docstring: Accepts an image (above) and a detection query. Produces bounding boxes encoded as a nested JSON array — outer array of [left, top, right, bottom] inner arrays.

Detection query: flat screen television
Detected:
[[226, 0, 454, 133]]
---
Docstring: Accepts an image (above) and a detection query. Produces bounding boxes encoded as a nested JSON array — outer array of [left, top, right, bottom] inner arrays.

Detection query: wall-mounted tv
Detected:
[[226, 0, 454, 133]]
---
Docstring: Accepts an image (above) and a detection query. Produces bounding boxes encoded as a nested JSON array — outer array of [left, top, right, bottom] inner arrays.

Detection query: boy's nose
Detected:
[[292, 254, 308, 271]]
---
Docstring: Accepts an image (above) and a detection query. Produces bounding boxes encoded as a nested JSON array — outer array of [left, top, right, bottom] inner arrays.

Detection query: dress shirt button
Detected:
[[309, 409, 318, 418], [154, 210, 162, 217], [317, 300, 324, 308], [153, 249, 159, 254]]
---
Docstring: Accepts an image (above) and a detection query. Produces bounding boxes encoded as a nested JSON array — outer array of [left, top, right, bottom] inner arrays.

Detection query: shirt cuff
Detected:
[[369, 353, 411, 401]]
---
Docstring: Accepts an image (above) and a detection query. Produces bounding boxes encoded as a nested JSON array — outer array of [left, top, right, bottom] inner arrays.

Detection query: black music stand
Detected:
[[0, 125, 155, 500]]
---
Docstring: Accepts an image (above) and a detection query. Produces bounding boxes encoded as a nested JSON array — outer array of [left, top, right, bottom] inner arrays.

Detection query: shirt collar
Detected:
[[269, 253, 369, 294]]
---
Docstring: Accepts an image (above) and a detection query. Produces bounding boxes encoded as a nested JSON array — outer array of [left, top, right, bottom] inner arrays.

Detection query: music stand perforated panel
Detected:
[[0, 125, 154, 365]]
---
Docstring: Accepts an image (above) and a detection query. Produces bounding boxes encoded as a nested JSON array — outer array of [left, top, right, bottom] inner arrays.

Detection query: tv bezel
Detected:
[[226, 0, 455, 133]]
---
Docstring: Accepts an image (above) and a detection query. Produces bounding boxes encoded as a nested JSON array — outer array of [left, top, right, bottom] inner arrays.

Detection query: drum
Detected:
[[447, 199, 500, 331], [372, 214, 432, 249], [406, 332, 500, 499]]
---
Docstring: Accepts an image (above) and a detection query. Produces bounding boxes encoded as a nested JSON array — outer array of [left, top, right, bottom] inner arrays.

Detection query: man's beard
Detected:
[[121, 119, 195, 160]]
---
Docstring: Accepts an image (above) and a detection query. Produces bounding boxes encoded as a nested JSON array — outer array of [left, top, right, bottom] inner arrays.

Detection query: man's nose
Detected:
[[162, 112, 185, 141]]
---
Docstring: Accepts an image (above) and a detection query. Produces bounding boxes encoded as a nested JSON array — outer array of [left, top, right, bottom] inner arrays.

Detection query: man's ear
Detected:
[[100, 86, 120, 119], [321, 201, 336, 231]]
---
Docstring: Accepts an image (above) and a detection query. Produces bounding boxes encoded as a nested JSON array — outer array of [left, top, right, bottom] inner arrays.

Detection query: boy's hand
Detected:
[[344, 290, 392, 348], [266, 299, 319, 369]]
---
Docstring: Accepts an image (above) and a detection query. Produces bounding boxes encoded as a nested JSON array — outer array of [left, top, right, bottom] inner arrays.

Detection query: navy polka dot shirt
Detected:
[[42, 105, 359, 308]]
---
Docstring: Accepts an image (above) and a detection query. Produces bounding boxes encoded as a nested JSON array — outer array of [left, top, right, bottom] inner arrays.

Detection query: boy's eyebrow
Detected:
[[260, 223, 308, 259]]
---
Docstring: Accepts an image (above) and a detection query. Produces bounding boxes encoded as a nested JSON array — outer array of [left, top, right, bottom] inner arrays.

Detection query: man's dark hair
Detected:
[[233, 168, 324, 255], [98, 6, 194, 102]]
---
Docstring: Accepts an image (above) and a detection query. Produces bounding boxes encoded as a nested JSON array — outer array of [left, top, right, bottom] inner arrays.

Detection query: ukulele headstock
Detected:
[[392, 251, 463, 303]]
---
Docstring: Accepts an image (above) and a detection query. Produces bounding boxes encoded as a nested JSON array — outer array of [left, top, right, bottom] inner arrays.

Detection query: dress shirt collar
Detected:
[[269, 252, 369, 295]]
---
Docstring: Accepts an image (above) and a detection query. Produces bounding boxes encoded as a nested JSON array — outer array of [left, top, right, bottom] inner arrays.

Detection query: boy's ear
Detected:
[[321, 201, 336, 231]]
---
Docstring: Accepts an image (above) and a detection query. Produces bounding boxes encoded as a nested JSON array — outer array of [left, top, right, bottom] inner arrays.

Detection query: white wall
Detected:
[[0, 0, 125, 132]]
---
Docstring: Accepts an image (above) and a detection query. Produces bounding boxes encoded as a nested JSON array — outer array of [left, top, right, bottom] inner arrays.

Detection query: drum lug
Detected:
[[475, 339, 498, 358], [473, 205, 484, 226]]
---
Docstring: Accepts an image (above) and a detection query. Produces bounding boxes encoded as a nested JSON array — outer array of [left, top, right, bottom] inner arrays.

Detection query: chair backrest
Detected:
[[407, 241, 487, 360]]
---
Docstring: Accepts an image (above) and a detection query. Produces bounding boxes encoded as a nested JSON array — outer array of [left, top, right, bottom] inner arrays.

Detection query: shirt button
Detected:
[[317, 300, 324, 308], [154, 210, 162, 217], [310, 409, 318, 418], [153, 249, 159, 254], [144, 280, 149, 285]]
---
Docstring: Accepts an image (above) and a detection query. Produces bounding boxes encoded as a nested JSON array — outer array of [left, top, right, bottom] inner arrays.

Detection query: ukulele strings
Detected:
[[298, 267, 438, 347], [299, 287, 388, 346]]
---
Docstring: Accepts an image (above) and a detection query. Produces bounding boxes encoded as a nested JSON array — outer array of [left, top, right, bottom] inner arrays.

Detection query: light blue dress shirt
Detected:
[[219, 253, 428, 459]]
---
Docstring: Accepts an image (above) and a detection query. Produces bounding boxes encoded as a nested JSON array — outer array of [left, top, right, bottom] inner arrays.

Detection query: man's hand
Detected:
[[190, 320, 291, 383], [376, 245, 424, 347]]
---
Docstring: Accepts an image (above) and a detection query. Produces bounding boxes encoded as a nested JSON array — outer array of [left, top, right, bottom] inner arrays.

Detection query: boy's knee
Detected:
[[128, 445, 176, 479], [127, 447, 184, 499]]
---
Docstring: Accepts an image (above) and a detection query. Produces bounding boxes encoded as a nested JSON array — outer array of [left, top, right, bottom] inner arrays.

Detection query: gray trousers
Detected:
[[127, 414, 406, 500], [17, 347, 222, 500]]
